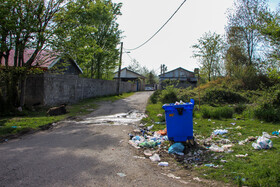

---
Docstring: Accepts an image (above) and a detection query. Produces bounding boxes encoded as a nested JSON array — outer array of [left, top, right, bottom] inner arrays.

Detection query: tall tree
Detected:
[[192, 31, 224, 82], [226, 0, 268, 66], [0, 0, 63, 109], [53, 0, 122, 79]]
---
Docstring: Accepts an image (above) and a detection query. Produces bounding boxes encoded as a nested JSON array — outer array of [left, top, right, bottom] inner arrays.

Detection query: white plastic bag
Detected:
[[252, 135, 273, 149], [149, 153, 161, 162], [209, 144, 224, 152]]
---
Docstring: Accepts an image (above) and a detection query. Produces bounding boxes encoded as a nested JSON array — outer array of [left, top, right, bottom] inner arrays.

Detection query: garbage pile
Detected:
[[128, 126, 168, 149]]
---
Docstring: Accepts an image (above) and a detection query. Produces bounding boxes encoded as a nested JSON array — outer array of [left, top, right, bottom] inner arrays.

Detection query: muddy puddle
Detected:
[[77, 110, 146, 125]]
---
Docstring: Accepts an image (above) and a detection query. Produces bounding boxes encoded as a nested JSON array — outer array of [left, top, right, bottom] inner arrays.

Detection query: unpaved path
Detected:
[[0, 92, 218, 187]]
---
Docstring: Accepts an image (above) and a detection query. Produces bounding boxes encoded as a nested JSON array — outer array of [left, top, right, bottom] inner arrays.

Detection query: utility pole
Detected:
[[194, 68, 200, 110], [116, 42, 123, 95]]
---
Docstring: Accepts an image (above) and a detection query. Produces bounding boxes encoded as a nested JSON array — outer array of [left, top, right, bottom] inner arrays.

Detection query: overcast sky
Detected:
[[112, 0, 279, 75]]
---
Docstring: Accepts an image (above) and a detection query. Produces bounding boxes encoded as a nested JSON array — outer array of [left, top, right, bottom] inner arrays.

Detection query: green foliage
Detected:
[[202, 88, 248, 105], [192, 31, 224, 82], [141, 102, 166, 131], [201, 105, 234, 119], [253, 86, 280, 122], [159, 85, 178, 104], [53, 0, 122, 79], [234, 104, 246, 114], [177, 87, 198, 103], [149, 90, 161, 104]]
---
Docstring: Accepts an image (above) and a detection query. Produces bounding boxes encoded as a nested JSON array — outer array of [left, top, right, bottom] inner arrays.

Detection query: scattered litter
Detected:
[[193, 177, 202, 182], [252, 134, 273, 149], [204, 164, 222, 168], [155, 122, 165, 125], [128, 140, 140, 149], [221, 160, 227, 163], [225, 149, 234, 153], [235, 153, 248, 158], [156, 128, 167, 136], [128, 133, 134, 139], [132, 136, 142, 142], [158, 162, 169, 166], [230, 123, 236, 126], [147, 125, 154, 130], [208, 119, 211, 122], [262, 132, 271, 139], [209, 144, 224, 152], [162, 173, 181, 179], [139, 141, 157, 148], [236, 126, 242, 129], [133, 129, 141, 133], [272, 131, 279, 136], [168, 143, 185, 155], [117, 173, 126, 177], [149, 153, 161, 162], [175, 100, 185, 105], [218, 139, 231, 144], [204, 164, 214, 167], [144, 149, 154, 156], [213, 129, 228, 135], [133, 156, 146, 159], [222, 144, 233, 150], [237, 132, 242, 136], [139, 123, 145, 127], [157, 114, 163, 117]]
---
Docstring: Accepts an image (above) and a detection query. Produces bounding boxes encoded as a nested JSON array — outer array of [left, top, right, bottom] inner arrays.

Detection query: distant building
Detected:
[[159, 67, 197, 89], [1, 49, 83, 75], [114, 68, 145, 91]]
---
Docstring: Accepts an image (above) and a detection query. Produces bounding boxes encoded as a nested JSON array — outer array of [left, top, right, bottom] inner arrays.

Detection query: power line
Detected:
[[124, 0, 187, 51]]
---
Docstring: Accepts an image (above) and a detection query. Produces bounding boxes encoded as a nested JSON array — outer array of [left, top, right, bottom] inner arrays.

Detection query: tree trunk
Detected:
[[19, 76, 27, 107]]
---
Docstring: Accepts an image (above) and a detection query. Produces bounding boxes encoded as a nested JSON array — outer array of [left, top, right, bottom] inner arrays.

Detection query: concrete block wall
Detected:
[[25, 73, 137, 106]]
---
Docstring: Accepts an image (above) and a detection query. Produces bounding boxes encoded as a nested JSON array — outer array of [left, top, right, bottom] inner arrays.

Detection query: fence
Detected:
[[25, 73, 137, 106]]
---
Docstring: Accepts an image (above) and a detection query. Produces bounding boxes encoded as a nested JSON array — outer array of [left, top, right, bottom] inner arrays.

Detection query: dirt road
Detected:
[[0, 92, 204, 187]]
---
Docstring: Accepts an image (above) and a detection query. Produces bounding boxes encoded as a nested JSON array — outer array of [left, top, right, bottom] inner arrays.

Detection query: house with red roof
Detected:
[[1, 49, 83, 75]]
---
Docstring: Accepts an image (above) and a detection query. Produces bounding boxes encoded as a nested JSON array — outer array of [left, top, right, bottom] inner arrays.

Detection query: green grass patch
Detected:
[[194, 117, 280, 186], [141, 102, 166, 131], [144, 95, 280, 186], [0, 92, 134, 138]]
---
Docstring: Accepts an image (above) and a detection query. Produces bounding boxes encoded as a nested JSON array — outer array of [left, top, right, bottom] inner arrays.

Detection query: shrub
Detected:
[[177, 88, 198, 103], [254, 104, 280, 122], [202, 88, 248, 105], [150, 90, 161, 104], [234, 104, 247, 114], [159, 85, 178, 104], [201, 105, 234, 119], [254, 87, 280, 122]]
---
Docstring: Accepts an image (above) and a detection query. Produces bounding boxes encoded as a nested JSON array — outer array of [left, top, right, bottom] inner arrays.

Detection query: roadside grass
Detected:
[[0, 92, 134, 138], [194, 118, 280, 186], [141, 102, 166, 131], [143, 101, 280, 186]]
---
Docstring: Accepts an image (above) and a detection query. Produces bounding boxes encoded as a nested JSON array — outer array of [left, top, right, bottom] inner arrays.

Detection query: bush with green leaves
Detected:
[[254, 88, 280, 122], [201, 105, 234, 119], [177, 87, 198, 103], [202, 88, 248, 105], [234, 104, 247, 114], [159, 85, 178, 104], [149, 90, 161, 104]]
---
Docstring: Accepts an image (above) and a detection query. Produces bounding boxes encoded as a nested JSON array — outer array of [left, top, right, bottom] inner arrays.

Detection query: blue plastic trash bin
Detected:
[[162, 99, 194, 142]]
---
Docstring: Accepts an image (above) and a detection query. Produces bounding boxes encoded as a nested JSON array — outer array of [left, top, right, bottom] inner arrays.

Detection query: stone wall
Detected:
[[25, 73, 137, 106]]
